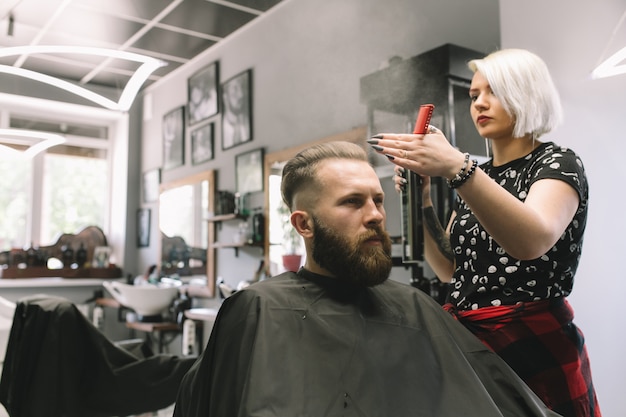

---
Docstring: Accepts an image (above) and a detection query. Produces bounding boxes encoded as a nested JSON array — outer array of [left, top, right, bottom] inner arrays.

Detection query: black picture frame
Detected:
[[187, 61, 219, 126], [191, 122, 215, 165], [142, 168, 161, 203], [221, 69, 252, 150], [137, 208, 151, 248], [235, 148, 264, 195], [162, 106, 185, 170]]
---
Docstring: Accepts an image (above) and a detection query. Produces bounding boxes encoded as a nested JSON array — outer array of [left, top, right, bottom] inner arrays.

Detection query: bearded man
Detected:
[[173, 141, 559, 417]]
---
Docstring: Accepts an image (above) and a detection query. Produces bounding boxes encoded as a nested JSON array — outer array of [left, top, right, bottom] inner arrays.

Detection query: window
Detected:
[[0, 95, 127, 264], [40, 147, 108, 245], [0, 156, 30, 251], [0, 116, 109, 251]]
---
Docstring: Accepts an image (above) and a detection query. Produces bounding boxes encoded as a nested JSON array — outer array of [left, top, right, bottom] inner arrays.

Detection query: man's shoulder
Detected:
[[233, 272, 305, 300], [377, 278, 434, 298], [250, 271, 302, 289], [232, 274, 440, 309]]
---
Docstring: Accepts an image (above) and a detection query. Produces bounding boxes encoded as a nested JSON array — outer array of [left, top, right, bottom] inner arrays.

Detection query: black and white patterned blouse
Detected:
[[449, 142, 588, 310]]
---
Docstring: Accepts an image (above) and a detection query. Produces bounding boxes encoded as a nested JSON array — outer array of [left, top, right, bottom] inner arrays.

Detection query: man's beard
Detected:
[[311, 216, 393, 287]]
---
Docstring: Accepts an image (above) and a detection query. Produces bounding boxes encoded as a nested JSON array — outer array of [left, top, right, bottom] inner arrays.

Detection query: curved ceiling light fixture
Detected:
[[0, 128, 66, 158], [591, 46, 626, 79], [591, 8, 626, 80], [0, 45, 167, 111]]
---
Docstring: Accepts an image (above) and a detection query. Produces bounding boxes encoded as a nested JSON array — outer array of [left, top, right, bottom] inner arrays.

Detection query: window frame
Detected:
[[0, 92, 129, 267]]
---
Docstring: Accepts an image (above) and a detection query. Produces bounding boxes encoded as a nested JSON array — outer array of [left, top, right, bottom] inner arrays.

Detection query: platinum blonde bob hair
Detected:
[[468, 49, 563, 139]]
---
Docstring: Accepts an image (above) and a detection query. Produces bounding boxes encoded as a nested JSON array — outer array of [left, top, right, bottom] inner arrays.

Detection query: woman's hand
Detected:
[[394, 166, 433, 207], [368, 126, 465, 180], [393, 166, 406, 194]]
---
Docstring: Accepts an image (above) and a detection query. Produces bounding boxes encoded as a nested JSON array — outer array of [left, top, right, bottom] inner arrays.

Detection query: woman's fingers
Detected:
[[393, 167, 407, 193]]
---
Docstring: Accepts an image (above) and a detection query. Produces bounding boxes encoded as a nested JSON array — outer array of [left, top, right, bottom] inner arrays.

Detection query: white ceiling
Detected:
[[0, 0, 284, 91], [1, 0, 623, 102]]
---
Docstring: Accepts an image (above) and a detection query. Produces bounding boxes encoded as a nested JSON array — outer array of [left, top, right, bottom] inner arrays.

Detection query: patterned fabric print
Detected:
[[449, 142, 589, 310], [444, 299, 602, 417]]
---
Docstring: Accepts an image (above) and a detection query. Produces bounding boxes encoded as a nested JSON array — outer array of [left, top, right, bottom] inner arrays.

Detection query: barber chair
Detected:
[[0, 295, 196, 417]]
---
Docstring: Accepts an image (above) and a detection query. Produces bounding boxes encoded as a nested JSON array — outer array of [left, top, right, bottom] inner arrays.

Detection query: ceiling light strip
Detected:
[[118, 59, 168, 110], [0, 128, 66, 158], [155, 22, 224, 43], [591, 46, 626, 79], [80, 0, 183, 84], [0, 64, 119, 109], [594, 8, 626, 68], [0, 45, 166, 111], [591, 8, 626, 79], [207, 0, 263, 16], [13, 0, 73, 68]]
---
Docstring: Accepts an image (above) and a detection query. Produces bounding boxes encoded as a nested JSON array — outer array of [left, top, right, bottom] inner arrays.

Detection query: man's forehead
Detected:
[[317, 158, 370, 174], [293, 158, 382, 210], [317, 159, 382, 190]]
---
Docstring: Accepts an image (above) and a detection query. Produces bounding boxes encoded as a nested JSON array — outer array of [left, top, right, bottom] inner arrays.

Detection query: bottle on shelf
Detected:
[[62, 244, 74, 268], [252, 209, 264, 244], [76, 243, 88, 268]]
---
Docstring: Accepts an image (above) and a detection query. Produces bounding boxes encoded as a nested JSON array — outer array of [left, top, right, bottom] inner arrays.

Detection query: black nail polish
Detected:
[[371, 134, 383, 139], [371, 145, 383, 152], [366, 139, 379, 145], [385, 154, 395, 160]]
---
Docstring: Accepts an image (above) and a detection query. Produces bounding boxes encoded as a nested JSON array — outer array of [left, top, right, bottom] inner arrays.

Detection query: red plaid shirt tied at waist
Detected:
[[444, 298, 601, 417]]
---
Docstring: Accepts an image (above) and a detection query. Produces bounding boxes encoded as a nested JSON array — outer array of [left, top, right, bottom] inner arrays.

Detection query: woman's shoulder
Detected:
[[535, 141, 583, 162], [530, 141, 588, 197], [532, 141, 586, 172]]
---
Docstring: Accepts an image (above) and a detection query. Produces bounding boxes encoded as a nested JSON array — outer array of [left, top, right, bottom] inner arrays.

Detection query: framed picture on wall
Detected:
[[162, 106, 185, 170], [191, 122, 215, 165], [235, 147, 264, 195], [188, 61, 219, 126], [137, 208, 151, 248], [142, 168, 161, 203], [221, 69, 252, 150]]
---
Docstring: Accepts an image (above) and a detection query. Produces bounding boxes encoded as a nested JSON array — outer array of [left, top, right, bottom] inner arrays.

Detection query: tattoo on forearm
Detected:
[[423, 206, 454, 261]]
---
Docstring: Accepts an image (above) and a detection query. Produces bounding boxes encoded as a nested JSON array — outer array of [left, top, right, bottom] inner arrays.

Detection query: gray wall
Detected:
[[138, 0, 624, 414], [138, 0, 499, 282]]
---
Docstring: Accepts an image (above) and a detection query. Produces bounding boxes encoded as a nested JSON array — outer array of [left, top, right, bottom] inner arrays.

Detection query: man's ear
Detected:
[[291, 210, 313, 238]]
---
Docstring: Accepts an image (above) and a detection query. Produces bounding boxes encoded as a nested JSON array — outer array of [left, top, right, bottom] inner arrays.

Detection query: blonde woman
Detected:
[[370, 48, 601, 417]]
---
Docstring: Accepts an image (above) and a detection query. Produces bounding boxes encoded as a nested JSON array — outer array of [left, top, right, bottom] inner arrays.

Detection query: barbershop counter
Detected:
[[0, 277, 117, 304]]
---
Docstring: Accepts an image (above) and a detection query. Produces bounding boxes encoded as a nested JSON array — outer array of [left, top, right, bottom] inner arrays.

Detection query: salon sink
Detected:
[[102, 281, 180, 317]]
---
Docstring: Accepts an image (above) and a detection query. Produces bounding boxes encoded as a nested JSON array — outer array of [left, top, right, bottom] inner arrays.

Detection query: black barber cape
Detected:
[[174, 269, 561, 417], [0, 295, 196, 417]]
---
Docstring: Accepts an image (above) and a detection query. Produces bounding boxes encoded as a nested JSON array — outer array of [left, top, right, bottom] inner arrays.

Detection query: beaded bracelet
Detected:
[[449, 153, 470, 184], [447, 158, 478, 189]]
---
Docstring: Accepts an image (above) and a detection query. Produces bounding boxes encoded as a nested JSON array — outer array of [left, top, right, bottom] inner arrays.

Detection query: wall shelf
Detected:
[[0, 266, 123, 279], [205, 213, 247, 223], [208, 212, 263, 256]]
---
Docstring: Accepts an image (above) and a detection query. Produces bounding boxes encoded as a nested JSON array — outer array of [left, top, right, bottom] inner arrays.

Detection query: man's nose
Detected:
[[364, 201, 384, 225]]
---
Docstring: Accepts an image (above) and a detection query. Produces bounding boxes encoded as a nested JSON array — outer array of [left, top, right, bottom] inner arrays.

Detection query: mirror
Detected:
[[160, 170, 215, 297], [263, 127, 366, 275]]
